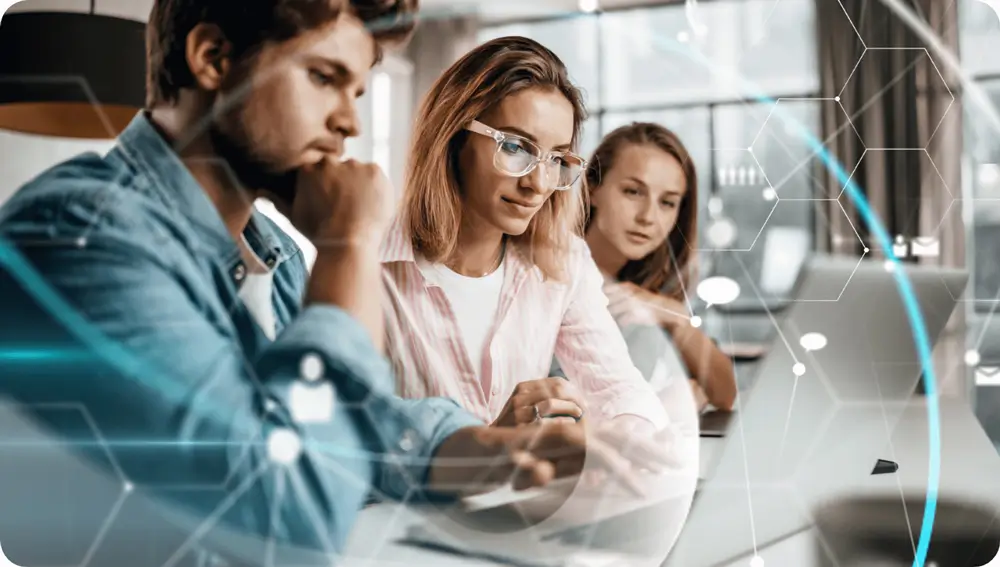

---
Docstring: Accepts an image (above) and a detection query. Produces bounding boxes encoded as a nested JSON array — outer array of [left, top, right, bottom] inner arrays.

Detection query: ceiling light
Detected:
[[0, 1, 146, 139]]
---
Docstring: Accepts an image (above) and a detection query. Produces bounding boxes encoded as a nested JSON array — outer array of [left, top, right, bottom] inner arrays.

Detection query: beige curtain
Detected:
[[816, 0, 966, 397]]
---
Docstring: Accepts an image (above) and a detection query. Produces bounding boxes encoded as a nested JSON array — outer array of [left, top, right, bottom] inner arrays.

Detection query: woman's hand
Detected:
[[604, 281, 690, 330], [689, 379, 709, 412], [427, 420, 678, 495], [491, 377, 587, 427]]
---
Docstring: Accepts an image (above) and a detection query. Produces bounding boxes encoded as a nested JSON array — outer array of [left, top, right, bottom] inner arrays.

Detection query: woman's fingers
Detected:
[[513, 404, 540, 424], [690, 379, 709, 412], [535, 398, 584, 420], [504, 378, 588, 425]]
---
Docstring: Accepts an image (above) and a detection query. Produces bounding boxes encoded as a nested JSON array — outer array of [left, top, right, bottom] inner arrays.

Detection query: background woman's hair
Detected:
[[402, 35, 588, 281], [584, 122, 699, 300]]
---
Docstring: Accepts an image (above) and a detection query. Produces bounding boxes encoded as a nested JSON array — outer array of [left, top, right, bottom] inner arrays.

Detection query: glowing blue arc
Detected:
[[652, 32, 940, 567]]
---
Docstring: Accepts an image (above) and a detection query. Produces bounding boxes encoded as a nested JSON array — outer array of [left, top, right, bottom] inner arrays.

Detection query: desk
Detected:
[[340, 399, 1000, 567], [716, 398, 1000, 566]]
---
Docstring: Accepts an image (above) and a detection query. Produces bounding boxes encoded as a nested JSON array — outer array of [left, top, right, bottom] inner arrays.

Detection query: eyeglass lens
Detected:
[[494, 136, 584, 188]]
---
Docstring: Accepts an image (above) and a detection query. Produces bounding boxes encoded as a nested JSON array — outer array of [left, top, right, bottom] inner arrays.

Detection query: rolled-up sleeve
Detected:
[[553, 240, 669, 430], [258, 305, 483, 501]]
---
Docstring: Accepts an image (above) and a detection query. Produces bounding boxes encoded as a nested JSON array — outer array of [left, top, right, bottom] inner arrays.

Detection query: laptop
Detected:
[[699, 410, 734, 438], [431, 257, 965, 567], [663, 257, 967, 566], [530, 257, 965, 565]]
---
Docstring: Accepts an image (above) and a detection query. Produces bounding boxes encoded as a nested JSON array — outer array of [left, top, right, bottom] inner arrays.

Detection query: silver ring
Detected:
[[532, 405, 541, 422]]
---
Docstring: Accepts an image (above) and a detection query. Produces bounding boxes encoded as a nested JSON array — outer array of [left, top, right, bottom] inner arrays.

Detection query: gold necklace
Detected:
[[486, 238, 507, 276], [449, 239, 506, 277]]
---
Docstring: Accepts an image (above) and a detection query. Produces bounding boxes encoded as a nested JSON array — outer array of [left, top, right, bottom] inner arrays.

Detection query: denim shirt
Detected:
[[0, 113, 481, 565]]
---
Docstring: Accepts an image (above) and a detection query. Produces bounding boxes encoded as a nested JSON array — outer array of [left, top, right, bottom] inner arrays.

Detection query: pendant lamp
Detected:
[[0, 0, 146, 139]]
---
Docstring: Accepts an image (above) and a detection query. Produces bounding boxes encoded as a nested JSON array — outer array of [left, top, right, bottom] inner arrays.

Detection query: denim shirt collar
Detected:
[[114, 112, 296, 270]]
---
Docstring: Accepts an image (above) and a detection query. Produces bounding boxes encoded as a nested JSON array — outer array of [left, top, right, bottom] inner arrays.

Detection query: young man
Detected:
[[0, 1, 666, 565]]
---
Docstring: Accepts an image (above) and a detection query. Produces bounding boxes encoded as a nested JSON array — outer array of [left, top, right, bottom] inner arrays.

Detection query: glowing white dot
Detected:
[[762, 187, 777, 201], [747, 146, 753, 152], [966, 350, 982, 367], [124, 481, 133, 493], [707, 218, 737, 247], [884, 260, 896, 273], [300, 354, 324, 382], [793, 363, 806, 377], [578, 0, 598, 12], [834, 96, 841, 102], [267, 428, 302, 465], [263, 399, 279, 414], [864, 247, 870, 253], [690, 315, 703, 328], [677, 30, 690, 43], [750, 556, 764, 567], [708, 196, 724, 216], [75, 237, 87, 248], [799, 332, 828, 352], [979, 163, 1000, 186]]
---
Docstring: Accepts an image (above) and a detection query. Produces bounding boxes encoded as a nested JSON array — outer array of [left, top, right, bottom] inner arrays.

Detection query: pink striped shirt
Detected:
[[379, 219, 668, 428]]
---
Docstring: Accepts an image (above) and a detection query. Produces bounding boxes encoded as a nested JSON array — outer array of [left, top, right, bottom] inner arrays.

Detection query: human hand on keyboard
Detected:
[[491, 378, 587, 427]]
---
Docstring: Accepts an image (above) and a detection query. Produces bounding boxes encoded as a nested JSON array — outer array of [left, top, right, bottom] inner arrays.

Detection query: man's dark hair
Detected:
[[145, 0, 417, 107]]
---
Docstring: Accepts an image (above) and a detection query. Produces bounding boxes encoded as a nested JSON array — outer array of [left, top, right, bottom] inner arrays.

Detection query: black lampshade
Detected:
[[0, 11, 146, 139]]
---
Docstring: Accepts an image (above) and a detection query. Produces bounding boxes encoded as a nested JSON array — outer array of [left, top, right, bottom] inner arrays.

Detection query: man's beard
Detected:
[[208, 119, 298, 207]]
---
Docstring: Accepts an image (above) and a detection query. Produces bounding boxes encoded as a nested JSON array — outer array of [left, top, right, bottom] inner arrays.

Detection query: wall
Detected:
[[1, 0, 416, 270], [405, 17, 480, 113], [0, 134, 115, 204]]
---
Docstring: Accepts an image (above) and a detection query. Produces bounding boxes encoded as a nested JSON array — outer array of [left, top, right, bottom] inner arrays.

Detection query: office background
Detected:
[[1, 0, 999, 445]]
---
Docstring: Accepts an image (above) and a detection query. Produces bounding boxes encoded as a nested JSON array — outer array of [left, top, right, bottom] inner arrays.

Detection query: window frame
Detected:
[[959, 0, 1000, 313], [477, 0, 822, 312]]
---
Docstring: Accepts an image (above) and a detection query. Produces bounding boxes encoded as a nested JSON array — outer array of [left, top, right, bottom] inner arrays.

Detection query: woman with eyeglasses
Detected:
[[380, 37, 669, 433]]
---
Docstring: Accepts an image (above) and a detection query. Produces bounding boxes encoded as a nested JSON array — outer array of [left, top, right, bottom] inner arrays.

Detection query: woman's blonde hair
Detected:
[[402, 36, 588, 281]]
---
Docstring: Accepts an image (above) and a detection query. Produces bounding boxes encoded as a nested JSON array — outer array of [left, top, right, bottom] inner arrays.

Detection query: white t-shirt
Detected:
[[418, 259, 505, 385], [238, 236, 277, 340]]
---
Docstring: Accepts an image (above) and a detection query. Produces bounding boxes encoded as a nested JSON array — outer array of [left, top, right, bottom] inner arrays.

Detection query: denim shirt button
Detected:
[[232, 263, 247, 282], [265, 256, 277, 269]]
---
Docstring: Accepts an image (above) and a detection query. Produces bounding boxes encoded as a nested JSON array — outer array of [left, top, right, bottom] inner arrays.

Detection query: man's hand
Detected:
[[288, 159, 394, 350], [427, 421, 675, 496], [491, 378, 586, 427], [289, 158, 394, 248]]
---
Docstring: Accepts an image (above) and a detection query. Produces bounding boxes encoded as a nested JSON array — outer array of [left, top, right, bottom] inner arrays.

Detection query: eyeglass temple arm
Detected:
[[467, 120, 503, 141]]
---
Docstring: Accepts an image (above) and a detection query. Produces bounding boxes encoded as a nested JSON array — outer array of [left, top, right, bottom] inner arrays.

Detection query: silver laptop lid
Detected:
[[666, 257, 967, 567]]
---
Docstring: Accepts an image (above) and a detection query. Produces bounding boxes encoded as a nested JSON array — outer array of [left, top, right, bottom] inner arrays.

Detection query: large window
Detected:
[[960, 0, 1000, 310], [478, 0, 821, 307]]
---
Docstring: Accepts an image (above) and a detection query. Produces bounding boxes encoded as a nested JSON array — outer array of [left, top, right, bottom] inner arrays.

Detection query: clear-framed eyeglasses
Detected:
[[466, 120, 587, 190]]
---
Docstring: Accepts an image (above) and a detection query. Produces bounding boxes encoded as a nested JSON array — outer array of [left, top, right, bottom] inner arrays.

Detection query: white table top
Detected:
[[339, 398, 1000, 567], [718, 398, 1000, 567]]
